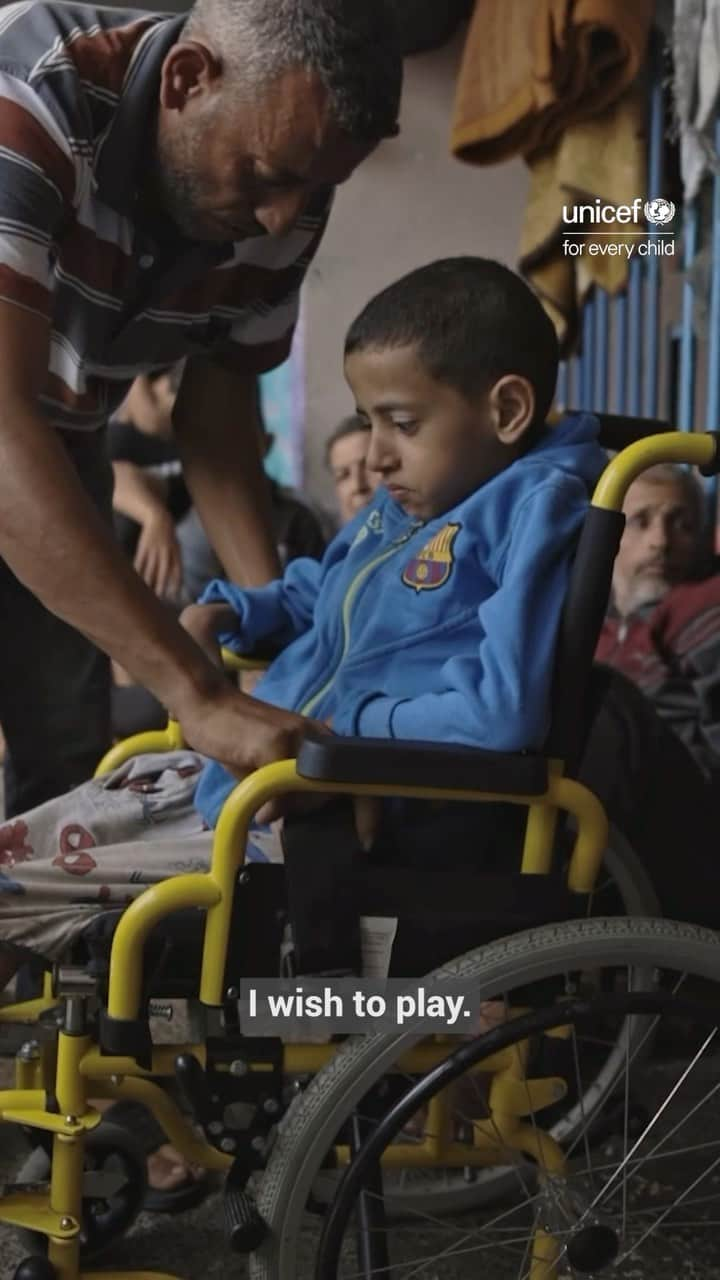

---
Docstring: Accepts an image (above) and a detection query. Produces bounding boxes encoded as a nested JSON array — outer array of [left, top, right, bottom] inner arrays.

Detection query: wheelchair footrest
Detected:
[[0, 1188, 77, 1237], [223, 1179, 268, 1253]]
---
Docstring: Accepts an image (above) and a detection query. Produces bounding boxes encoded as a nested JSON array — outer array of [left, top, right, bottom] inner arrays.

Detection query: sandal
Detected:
[[95, 1098, 211, 1214]]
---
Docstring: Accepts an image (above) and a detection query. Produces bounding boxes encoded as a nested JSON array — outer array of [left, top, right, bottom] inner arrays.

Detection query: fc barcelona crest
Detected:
[[402, 523, 461, 592]]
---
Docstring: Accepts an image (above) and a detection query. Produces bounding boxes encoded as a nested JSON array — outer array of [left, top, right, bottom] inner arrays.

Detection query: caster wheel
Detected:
[[14, 1119, 147, 1262], [13, 1259, 57, 1280]]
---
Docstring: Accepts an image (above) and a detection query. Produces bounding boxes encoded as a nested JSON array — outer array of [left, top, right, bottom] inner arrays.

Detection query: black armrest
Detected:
[[296, 730, 548, 795]]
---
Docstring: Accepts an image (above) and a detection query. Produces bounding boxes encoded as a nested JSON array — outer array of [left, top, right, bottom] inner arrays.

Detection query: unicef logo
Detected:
[[644, 198, 675, 225]]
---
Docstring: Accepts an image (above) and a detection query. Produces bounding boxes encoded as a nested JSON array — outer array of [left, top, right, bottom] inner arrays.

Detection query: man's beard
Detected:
[[151, 144, 265, 242], [153, 143, 210, 241], [623, 570, 674, 614]]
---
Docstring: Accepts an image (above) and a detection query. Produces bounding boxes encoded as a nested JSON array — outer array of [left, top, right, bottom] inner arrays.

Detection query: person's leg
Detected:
[[0, 430, 114, 816], [175, 506, 223, 602], [0, 757, 206, 959], [579, 667, 720, 926], [1, 756, 211, 1203]]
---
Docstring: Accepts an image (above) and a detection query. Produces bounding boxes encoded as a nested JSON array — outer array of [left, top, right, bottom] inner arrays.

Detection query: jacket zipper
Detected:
[[300, 522, 423, 717]]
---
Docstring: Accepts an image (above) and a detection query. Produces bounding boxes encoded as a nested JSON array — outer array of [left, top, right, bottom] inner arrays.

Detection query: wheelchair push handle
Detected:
[[564, 408, 720, 473], [592, 430, 720, 512], [699, 432, 720, 476]]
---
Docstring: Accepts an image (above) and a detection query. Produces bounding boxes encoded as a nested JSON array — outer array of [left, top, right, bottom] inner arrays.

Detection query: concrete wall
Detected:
[[301, 28, 529, 505]]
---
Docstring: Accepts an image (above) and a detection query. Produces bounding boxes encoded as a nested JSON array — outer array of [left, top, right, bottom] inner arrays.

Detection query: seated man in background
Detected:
[[596, 463, 720, 777], [325, 413, 376, 525]]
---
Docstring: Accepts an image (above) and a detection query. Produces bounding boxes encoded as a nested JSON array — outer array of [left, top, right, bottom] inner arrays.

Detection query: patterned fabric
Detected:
[[0, 750, 284, 959], [596, 574, 720, 776], [0, 2, 332, 431]]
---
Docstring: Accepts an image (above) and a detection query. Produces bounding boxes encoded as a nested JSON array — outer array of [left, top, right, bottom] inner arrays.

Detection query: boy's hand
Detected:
[[323, 719, 382, 849], [135, 509, 183, 599], [180, 602, 236, 669], [353, 796, 382, 851]]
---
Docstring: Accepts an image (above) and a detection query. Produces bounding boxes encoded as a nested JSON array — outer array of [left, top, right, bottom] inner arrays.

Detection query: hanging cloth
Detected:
[[451, 0, 653, 164]]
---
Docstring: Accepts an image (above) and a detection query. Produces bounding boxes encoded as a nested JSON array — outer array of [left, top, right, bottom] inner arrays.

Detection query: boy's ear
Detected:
[[489, 375, 536, 446]]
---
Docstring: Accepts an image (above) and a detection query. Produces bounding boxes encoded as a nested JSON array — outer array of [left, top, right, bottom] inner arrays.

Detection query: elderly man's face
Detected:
[[613, 476, 701, 615], [155, 57, 373, 242]]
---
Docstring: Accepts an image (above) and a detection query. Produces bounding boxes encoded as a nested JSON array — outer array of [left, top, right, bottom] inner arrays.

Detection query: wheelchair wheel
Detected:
[[249, 916, 720, 1279], [14, 1119, 147, 1262], [313, 826, 661, 1224]]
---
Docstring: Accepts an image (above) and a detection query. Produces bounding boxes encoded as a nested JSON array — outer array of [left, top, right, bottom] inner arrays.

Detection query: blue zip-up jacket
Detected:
[[194, 413, 606, 825]]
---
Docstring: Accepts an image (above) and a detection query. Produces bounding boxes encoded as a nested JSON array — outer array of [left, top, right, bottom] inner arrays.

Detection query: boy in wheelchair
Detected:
[[0, 255, 607, 981]]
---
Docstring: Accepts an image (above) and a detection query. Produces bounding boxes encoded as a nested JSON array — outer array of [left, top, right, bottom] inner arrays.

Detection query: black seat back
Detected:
[[544, 411, 674, 770]]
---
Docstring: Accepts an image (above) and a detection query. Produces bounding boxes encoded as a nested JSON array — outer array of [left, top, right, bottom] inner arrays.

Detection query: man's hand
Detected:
[[134, 508, 183, 599], [177, 682, 319, 787]]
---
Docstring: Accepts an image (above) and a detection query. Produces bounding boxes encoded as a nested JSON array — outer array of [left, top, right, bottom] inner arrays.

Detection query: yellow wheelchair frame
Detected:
[[0, 428, 715, 1280]]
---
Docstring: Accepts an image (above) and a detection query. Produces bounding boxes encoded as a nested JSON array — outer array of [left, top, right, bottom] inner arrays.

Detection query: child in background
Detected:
[[325, 412, 376, 524]]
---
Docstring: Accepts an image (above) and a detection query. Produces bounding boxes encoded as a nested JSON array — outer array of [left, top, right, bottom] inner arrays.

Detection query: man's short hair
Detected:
[[324, 413, 371, 467], [344, 257, 559, 426], [185, 0, 402, 144]]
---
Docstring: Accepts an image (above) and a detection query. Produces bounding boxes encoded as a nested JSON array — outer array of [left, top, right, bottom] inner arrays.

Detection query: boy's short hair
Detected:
[[324, 413, 371, 467], [344, 257, 559, 427]]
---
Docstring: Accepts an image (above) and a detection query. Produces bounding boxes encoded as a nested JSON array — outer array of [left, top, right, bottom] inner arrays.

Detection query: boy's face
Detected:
[[344, 344, 525, 520]]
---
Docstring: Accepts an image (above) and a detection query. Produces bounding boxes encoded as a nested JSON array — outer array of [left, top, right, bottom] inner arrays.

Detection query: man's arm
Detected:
[[0, 303, 313, 775], [173, 357, 281, 587]]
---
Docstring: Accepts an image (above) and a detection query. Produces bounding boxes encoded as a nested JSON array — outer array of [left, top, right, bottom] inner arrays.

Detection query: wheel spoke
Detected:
[[618, 1149, 720, 1264], [589, 1028, 719, 1216], [255, 921, 720, 1279]]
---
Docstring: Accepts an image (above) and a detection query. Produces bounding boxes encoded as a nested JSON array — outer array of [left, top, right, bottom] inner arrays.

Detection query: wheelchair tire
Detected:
[[249, 916, 720, 1279], [309, 825, 661, 1222], [13, 1120, 147, 1263]]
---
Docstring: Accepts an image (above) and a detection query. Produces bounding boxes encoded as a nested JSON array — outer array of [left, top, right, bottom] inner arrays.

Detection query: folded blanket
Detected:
[[518, 82, 647, 348], [451, 0, 653, 163]]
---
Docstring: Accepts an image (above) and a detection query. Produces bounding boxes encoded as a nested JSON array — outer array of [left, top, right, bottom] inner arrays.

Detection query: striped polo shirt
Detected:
[[0, 1, 333, 430]]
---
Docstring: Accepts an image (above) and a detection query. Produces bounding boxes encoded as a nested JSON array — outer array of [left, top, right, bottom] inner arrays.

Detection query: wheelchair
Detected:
[[1, 416, 720, 1280]]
